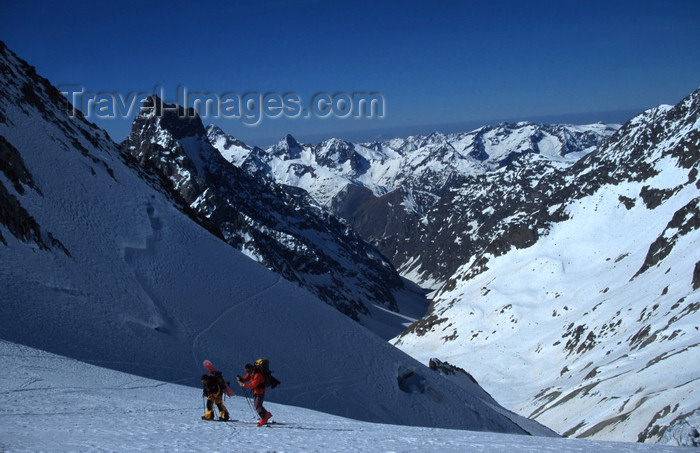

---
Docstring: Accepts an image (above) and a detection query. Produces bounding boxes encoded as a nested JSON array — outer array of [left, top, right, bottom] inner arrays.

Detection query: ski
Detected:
[[200, 419, 350, 432], [203, 360, 235, 397], [252, 422, 353, 432], [239, 421, 286, 427], [200, 418, 285, 426], [256, 421, 284, 427]]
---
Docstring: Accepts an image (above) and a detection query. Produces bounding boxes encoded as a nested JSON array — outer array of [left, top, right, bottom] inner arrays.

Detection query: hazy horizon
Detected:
[[5, 0, 699, 148]]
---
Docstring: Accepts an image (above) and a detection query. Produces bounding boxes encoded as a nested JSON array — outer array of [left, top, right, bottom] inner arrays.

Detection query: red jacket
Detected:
[[241, 371, 266, 395]]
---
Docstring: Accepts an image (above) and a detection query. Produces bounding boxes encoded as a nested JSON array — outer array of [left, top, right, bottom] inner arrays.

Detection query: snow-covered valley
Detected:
[[393, 91, 700, 443]]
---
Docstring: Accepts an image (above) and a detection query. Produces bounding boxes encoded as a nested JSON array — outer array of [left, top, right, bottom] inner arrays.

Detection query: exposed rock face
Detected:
[[122, 96, 403, 323]]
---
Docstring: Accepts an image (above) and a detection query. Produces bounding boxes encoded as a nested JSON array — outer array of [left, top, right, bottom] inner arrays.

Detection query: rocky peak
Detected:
[[205, 125, 251, 151], [269, 133, 303, 159], [122, 102, 405, 331], [137, 95, 207, 140], [315, 138, 369, 174]]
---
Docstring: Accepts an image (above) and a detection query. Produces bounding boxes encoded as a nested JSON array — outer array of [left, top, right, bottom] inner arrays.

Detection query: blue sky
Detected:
[[4, 0, 700, 146]]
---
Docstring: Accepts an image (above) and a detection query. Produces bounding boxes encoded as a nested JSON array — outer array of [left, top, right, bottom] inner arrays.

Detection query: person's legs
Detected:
[[253, 394, 266, 419], [254, 394, 272, 425], [217, 398, 229, 421], [203, 397, 215, 420]]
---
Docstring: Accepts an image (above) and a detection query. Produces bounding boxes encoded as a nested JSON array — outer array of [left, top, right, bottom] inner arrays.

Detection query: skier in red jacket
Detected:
[[237, 362, 272, 425]]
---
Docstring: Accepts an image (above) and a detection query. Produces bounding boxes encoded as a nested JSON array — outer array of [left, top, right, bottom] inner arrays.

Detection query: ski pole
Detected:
[[243, 387, 257, 419]]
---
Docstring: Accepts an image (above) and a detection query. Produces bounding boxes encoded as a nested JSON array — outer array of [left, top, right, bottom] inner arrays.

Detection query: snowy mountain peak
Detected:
[[205, 124, 254, 167], [317, 137, 355, 157], [268, 133, 303, 159], [205, 124, 252, 151], [314, 137, 369, 174]]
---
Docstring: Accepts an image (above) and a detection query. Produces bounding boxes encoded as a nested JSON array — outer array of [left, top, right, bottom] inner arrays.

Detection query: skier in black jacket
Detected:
[[201, 374, 229, 421]]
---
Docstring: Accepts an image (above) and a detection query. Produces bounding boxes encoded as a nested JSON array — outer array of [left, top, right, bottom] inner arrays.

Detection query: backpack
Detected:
[[254, 358, 281, 389], [211, 371, 228, 393]]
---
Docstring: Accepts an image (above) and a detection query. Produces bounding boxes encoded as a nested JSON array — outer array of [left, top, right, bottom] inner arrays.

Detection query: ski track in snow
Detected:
[[372, 302, 419, 323], [190, 276, 285, 366]]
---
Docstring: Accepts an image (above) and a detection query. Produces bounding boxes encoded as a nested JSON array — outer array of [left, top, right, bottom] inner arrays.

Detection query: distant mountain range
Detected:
[[207, 121, 618, 288]]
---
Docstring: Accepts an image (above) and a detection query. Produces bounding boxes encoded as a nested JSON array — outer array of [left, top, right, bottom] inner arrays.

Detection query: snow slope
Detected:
[[123, 100, 412, 337], [0, 42, 549, 435], [0, 341, 687, 452], [394, 90, 700, 443]]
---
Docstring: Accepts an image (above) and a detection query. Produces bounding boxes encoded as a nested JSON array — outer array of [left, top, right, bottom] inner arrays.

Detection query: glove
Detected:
[[239, 381, 245, 387]]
